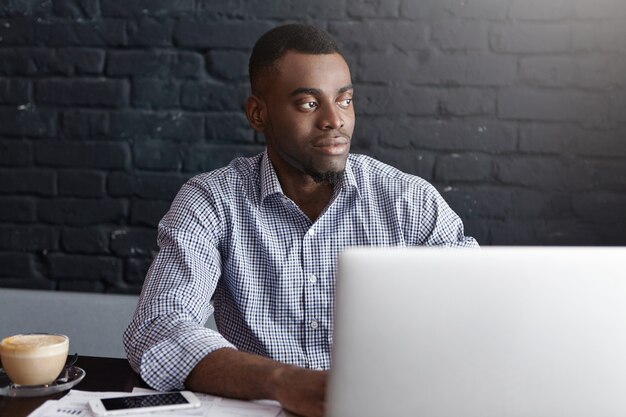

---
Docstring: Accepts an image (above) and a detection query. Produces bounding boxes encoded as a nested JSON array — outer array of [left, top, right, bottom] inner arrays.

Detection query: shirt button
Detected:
[[310, 320, 319, 330], [307, 274, 317, 284], [308, 228, 315, 236]]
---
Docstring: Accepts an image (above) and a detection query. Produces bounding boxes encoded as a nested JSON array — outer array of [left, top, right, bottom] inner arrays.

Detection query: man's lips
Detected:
[[312, 137, 350, 156]]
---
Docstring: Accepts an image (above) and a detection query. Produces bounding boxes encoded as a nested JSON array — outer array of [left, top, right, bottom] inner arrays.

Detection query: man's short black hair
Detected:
[[249, 24, 343, 93]]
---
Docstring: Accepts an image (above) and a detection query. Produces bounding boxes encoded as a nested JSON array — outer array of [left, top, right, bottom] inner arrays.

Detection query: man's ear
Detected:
[[245, 95, 266, 132]]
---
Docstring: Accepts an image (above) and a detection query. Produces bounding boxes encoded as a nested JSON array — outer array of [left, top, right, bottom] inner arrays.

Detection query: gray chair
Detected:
[[0, 289, 140, 358], [0, 288, 219, 358]]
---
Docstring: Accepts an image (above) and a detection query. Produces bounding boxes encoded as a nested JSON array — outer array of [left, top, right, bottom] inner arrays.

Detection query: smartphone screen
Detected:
[[101, 393, 190, 411]]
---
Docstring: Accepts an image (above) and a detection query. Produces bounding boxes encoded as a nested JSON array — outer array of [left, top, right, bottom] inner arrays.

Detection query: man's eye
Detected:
[[300, 101, 318, 110], [338, 98, 352, 108]]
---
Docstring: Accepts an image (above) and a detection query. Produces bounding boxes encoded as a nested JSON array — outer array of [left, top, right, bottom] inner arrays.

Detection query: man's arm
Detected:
[[124, 180, 238, 391], [415, 181, 479, 248], [186, 348, 327, 417]]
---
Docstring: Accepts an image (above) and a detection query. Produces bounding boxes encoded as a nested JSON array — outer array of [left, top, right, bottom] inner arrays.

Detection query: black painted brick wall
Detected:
[[0, 0, 625, 293]]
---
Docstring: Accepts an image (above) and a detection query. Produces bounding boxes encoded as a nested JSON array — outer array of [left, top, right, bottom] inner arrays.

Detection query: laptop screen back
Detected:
[[327, 247, 626, 417]]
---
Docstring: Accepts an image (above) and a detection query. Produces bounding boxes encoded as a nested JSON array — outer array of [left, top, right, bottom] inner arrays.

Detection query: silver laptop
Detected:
[[327, 246, 626, 417]]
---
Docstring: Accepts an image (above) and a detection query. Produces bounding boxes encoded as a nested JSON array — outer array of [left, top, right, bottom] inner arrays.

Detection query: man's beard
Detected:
[[309, 170, 344, 186]]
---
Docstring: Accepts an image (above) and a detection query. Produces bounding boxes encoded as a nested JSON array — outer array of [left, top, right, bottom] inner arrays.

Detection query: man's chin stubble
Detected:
[[309, 170, 344, 186]]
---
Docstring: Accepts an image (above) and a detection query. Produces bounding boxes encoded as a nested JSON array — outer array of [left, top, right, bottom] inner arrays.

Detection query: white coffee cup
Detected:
[[0, 333, 69, 386]]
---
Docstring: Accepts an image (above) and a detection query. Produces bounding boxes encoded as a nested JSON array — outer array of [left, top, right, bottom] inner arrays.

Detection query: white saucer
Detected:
[[0, 366, 86, 398]]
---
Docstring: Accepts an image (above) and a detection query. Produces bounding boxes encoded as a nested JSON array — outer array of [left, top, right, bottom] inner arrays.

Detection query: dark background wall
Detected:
[[0, 0, 625, 293]]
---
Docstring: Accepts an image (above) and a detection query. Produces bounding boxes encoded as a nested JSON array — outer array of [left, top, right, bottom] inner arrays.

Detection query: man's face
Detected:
[[252, 51, 355, 184]]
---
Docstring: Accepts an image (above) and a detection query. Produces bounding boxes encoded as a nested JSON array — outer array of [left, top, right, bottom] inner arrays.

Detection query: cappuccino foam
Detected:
[[1, 334, 68, 357]]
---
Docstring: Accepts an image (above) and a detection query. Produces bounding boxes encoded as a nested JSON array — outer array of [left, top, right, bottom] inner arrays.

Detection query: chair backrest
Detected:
[[0, 289, 140, 358], [0, 288, 219, 358]]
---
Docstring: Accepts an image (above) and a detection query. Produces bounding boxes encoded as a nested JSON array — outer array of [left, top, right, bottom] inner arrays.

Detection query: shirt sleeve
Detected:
[[416, 181, 479, 248], [123, 180, 236, 391]]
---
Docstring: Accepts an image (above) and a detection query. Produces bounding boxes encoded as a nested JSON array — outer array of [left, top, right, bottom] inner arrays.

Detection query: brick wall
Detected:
[[1, 0, 625, 293]]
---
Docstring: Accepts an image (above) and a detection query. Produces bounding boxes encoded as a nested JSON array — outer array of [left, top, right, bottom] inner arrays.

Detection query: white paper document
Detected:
[[28, 388, 285, 417]]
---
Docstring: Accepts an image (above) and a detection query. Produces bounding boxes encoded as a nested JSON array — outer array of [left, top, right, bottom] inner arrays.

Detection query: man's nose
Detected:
[[318, 104, 344, 130]]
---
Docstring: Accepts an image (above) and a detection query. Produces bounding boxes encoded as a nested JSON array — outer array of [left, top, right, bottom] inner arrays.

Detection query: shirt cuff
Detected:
[[139, 327, 237, 391]]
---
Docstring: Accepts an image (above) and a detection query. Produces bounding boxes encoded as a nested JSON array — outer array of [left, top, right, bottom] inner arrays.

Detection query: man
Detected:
[[124, 24, 477, 417]]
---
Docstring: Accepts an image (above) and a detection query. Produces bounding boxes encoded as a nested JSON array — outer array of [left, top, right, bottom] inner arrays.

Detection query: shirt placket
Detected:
[[301, 222, 328, 370]]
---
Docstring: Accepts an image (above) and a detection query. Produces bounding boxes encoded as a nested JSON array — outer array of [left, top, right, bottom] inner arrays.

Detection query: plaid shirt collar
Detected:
[[259, 149, 361, 205]]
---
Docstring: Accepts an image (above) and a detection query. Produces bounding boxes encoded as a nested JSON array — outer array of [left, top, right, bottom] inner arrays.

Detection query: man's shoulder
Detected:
[[169, 153, 263, 211], [187, 152, 263, 191], [162, 153, 263, 230], [348, 153, 433, 191]]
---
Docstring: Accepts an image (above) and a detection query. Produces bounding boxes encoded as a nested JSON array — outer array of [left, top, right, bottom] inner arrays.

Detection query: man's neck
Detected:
[[277, 170, 334, 222]]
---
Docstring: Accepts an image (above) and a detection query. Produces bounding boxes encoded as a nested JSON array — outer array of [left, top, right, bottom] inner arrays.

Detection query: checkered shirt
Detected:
[[123, 151, 478, 390]]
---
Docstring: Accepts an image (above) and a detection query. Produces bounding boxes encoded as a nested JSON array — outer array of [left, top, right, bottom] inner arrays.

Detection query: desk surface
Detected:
[[0, 356, 148, 417]]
